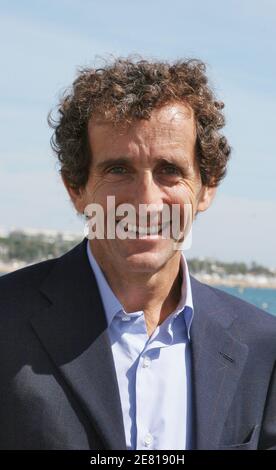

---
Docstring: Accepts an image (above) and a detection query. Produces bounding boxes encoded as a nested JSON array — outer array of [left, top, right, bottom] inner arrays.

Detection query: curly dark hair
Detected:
[[49, 57, 231, 190]]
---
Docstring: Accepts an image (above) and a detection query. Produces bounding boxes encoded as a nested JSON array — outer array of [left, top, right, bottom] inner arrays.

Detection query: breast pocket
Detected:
[[219, 424, 260, 450]]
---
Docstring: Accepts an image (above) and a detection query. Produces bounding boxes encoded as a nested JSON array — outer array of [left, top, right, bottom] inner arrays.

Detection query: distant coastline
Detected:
[[193, 273, 276, 289]]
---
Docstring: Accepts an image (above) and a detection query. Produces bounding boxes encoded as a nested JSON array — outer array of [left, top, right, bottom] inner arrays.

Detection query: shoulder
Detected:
[[0, 258, 57, 294], [0, 258, 58, 316], [190, 275, 276, 349], [191, 274, 275, 320], [0, 240, 89, 349], [0, 240, 85, 310]]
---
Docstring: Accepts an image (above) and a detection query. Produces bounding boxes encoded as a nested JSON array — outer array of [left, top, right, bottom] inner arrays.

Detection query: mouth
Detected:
[[115, 220, 171, 237]]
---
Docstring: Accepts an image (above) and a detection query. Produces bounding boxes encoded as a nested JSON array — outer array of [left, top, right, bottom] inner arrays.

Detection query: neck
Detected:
[[90, 244, 184, 336]]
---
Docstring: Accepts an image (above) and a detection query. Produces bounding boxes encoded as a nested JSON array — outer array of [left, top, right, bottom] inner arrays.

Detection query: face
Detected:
[[66, 103, 216, 274]]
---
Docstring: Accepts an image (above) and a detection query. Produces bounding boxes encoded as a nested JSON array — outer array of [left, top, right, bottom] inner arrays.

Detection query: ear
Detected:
[[196, 185, 217, 213], [62, 175, 86, 214]]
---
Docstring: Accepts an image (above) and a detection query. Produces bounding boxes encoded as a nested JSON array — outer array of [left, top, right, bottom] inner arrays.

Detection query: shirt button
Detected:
[[121, 315, 131, 321], [142, 356, 151, 368], [144, 433, 153, 447]]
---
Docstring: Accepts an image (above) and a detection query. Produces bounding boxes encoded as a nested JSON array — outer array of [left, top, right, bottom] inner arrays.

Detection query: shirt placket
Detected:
[[135, 322, 173, 450]]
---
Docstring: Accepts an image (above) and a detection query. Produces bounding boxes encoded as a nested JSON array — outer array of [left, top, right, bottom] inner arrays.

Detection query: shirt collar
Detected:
[[174, 254, 194, 339], [86, 241, 123, 325], [86, 241, 194, 338]]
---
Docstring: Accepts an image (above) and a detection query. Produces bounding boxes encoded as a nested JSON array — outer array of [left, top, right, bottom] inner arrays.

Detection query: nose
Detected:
[[133, 170, 164, 224]]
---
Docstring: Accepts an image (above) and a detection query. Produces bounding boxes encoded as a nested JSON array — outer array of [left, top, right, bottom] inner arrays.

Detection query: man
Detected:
[[0, 58, 276, 450]]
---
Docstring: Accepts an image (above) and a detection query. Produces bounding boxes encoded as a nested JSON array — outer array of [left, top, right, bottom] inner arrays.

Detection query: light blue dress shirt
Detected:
[[86, 241, 194, 450]]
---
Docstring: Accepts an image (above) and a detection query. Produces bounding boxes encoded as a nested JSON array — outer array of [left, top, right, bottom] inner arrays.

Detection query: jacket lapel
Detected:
[[30, 240, 127, 450], [190, 277, 249, 449]]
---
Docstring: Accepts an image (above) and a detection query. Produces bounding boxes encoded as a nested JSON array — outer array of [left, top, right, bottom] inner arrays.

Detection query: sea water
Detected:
[[214, 286, 276, 317]]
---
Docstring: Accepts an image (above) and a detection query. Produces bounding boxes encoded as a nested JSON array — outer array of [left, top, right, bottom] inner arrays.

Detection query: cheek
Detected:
[[83, 176, 123, 202], [169, 182, 198, 206]]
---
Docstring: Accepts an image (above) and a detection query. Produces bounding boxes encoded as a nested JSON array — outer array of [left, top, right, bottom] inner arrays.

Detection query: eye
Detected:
[[160, 165, 181, 175], [108, 166, 128, 174]]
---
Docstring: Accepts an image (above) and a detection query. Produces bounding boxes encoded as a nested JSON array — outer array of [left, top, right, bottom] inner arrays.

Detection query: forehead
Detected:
[[88, 103, 196, 157]]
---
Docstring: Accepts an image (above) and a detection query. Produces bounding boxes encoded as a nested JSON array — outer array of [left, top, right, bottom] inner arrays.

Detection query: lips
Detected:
[[115, 220, 171, 236]]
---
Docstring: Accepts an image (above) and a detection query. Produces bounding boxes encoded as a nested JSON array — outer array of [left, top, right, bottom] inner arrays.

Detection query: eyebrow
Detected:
[[95, 156, 191, 171]]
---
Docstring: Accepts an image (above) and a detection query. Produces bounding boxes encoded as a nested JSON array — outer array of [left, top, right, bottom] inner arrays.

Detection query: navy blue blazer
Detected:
[[0, 239, 276, 450]]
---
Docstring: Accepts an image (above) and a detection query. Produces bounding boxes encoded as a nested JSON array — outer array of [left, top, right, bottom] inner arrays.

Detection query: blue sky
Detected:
[[0, 0, 275, 266]]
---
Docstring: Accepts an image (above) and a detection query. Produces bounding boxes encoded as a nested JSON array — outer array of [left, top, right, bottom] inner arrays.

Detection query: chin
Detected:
[[120, 249, 176, 273]]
